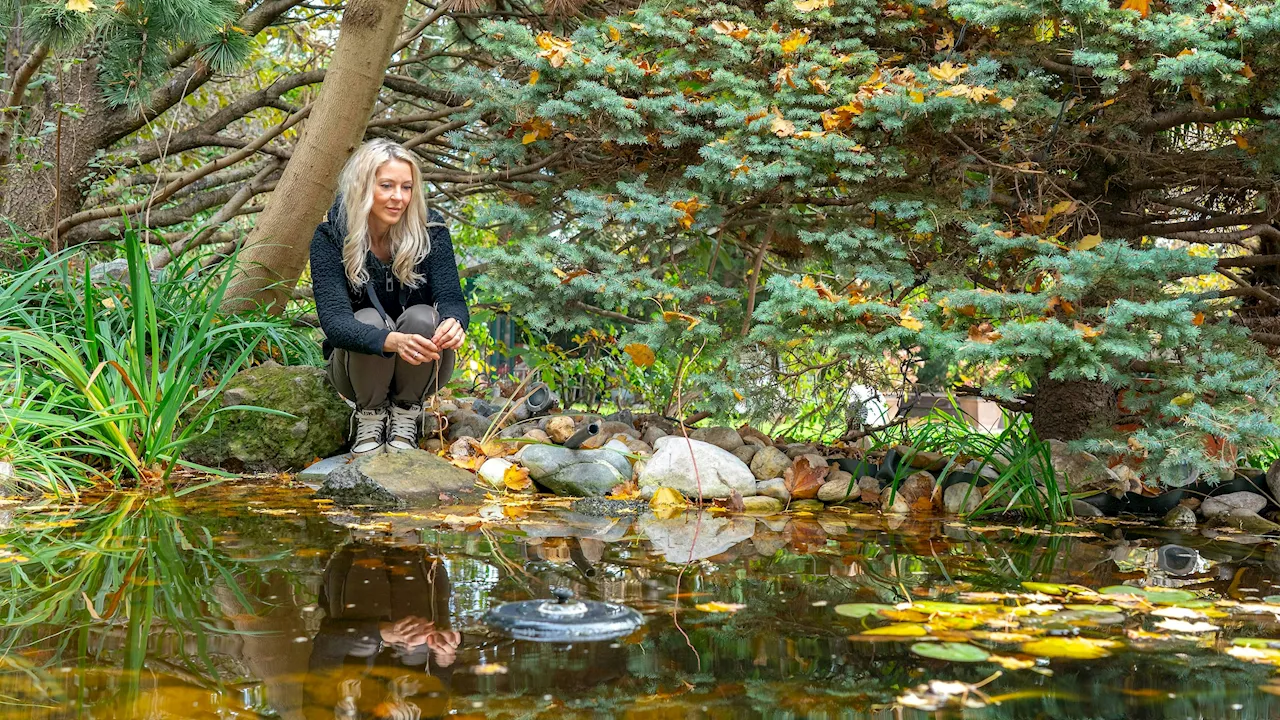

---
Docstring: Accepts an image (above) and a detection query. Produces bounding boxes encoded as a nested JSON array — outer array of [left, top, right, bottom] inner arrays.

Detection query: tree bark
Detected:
[[1030, 377, 1118, 442], [223, 0, 410, 312]]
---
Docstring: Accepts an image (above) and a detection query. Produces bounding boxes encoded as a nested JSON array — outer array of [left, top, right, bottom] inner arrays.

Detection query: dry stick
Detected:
[[1219, 268, 1280, 306], [54, 102, 313, 239], [739, 221, 774, 338], [150, 161, 282, 269]]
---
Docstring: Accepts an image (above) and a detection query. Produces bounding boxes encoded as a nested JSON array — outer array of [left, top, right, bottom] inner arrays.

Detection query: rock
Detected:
[[689, 426, 745, 452], [756, 479, 790, 503], [518, 444, 632, 497], [798, 453, 829, 469], [424, 438, 443, 454], [579, 421, 642, 449], [943, 483, 983, 515], [742, 496, 784, 514], [316, 449, 481, 509], [783, 443, 818, 459], [962, 459, 1001, 481], [523, 429, 551, 444], [298, 453, 356, 485], [817, 472, 858, 503], [640, 512, 755, 562], [520, 509, 630, 542], [750, 446, 792, 481], [445, 409, 489, 442], [732, 445, 759, 465], [1222, 509, 1280, 534], [881, 472, 934, 514], [790, 499, 824, 512], [1268, 459, 1280, 504], [477, 458, 514, 488], [182, 365, 353, 473], [449, 437, 482, 459], [858, 476, 881, 503], [546, 415, 576, 444], [738, 425, 772, 447], [612, 436, 652, 456], [1200, 491, 1268, 519], [603, 438, 634, 457], [1158, 462, 1199, 488], [1072, 499, 1105, 518], [89, 258, 162, 286], [638, 437, 757, 499], [1162, 505, 1197, 529], [1046, 440, 1126, 495], [641, 426, 668, 446], [897, 446, 948, 472]]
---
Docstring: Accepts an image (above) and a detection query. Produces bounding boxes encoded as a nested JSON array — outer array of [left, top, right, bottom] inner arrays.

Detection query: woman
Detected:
[[311, 139, 468, 454]]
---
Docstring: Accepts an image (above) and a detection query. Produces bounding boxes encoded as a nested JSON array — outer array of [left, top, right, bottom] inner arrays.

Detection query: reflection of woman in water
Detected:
[[305, 542, 460, 720]]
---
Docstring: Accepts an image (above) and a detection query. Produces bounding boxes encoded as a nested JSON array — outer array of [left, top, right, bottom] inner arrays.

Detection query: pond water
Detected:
[[4, 480, 1280, 719]]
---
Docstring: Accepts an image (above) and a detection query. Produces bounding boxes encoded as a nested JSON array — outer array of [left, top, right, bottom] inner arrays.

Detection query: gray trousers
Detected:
[[327, 304, 456, 410]]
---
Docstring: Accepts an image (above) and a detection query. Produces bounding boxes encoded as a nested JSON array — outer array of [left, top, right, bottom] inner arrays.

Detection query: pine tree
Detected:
[[450, 0, 1280, 482]]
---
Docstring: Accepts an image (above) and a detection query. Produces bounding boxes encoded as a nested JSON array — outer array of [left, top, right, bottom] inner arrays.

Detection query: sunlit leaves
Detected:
[[623, 343, 656, 367], [1119, 0, 1151, 17], [535, 32, 574, 68], [710, 20, 751, 40], [780, 30, 810, 54], [928, 61, 968, 83]]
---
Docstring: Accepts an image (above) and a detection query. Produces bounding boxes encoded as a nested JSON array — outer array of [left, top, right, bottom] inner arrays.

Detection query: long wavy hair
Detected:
[[338, 139, 435, 289]]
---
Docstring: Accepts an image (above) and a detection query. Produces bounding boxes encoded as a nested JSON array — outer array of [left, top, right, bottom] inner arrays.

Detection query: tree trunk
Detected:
[[1031, 377, 1118, 441], [223, 0, 409, 312]]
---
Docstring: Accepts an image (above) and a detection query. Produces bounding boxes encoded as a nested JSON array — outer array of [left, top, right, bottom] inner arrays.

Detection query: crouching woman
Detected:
[[310, 139, 468, 454]]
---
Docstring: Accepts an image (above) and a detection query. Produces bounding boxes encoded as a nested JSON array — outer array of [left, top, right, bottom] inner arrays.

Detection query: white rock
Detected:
[[477, 458, 514, 488], [943, 483, 982, 515], [639, 436, 757, 499]]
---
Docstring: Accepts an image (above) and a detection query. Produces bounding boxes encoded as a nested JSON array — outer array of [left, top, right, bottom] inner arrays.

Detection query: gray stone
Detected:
[[640, 512, 756, 562], [881, 472, 934, 514], [732, 445, 760, 465], [316, 448, 481, 509], [783, 443, 818, 459], [1072, 499, 1105, 518], [1222, 509, 1280, 534], [522, 429, 551, 444], [1162, 505, 1197, 529], [738, 425, 773, 447], [518, 444, 632, 496], [182, 365, 353, 473], [1201, 491, 1268, 519], [962, 458, 1001, 481], [817, 471, 858, 503], [689, 426, 746, 452], [750, 446, 792, 481], [741, 496, 785, 514], [1268, 459, 1280, 504], [445, 409, 489, 442], [298, 452, 357, 485], [943, 483, 983, 515], [638, 436, 757, 499], [641, 425, 669, 446], [756, 479, 790, 503], [477, 457, 515, 488], [1046, 440, 1126, 495], [579, 420, 642, 449]]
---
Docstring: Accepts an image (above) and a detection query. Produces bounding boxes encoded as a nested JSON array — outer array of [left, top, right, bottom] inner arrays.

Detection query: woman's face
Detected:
[[370, 159, 414, 233]]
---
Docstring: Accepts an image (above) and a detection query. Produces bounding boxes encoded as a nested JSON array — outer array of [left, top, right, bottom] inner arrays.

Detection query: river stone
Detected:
[[445, 409, 489, 442], [182, 364, 352, 473], [943, 483, 982, 515], [523, 428, 551, 444], [689, 426, 746, 452], [817, 472, 858, 503], [316, 448, 481, 509], [1046, 440, 1126, 495], [1162, 505, 1197, 529], [742, 496, 785, 514], [1201, 491, 1268, 519], [881, 472, 934, 514], [962, 458, 1001, 481], [752, 530, 787, 557], [1268, 459, 1280, 504], [783, 443, 818, 459], [546, 416, 576, 444], [858, 476, 881, 503], [518, 444, 632, 496], [638, 436, 757, 499], [738, 425, 772, 447], [896, 446, 949, 472], [1072, 499, 1105, 518], [750, 446, 792, 481], [640, 512, 755, 562], [732, 445, 759, 465], [756, 479, 790, 503], [1222, 509, 1280, 534], [641, 426, 668, 446]]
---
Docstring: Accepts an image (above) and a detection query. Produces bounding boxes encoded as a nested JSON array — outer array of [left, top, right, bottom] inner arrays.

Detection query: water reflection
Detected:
[[2, 485, 1280, 718]]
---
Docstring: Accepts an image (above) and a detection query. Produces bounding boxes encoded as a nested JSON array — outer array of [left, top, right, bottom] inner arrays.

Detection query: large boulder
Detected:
[[638, 436, 757, 499], [518, 444, 632, 496], [315, 448, 482, 509], [182, 364, 351, 473]]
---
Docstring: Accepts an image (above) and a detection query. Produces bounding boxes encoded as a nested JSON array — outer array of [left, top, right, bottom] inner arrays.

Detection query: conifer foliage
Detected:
[[455, 0, 1280, 482]]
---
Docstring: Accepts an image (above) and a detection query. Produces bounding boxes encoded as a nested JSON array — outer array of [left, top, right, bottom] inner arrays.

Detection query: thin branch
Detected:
[[0, 41, 51, 168]]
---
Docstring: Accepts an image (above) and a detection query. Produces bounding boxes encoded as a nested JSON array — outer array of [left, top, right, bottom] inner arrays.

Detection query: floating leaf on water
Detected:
[[834, 603, 893, 619], [860, 622, 929, 637], [910, 642, 990, 662], [1152, 606, 1207, 620], [1226, 645, 1280, 666], [1022, 582, 1096, 597], [989, 654, 1037, 670], [473, 663, 509, 675], [1153, 619, 1219, 633], [695, 601, 746, 613], [910, 601, 991, 615], [1065, 604, 1124, 613], [1263, 596, 1280, 605], [1021, 637, 1118, 659]]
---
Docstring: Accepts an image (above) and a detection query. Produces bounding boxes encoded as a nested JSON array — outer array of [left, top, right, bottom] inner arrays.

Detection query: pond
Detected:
[[3, 480, 1280, 719]]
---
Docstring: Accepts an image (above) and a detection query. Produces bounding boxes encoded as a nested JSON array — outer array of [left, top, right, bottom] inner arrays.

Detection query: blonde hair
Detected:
[[338, 139, 436, 289]]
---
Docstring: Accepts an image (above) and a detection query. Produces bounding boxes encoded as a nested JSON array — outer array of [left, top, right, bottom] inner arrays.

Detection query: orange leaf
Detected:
[[662, 310, 701, 330], [1192, 311, 1205, 326], [623, 342, 656, 366], [783, 456, 830, 499], [1119, 0, 1150, 17]]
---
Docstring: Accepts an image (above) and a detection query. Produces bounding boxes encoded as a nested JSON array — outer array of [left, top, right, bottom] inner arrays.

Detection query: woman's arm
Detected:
[[310, 221, 393, 356], [425, 211, 470, 331]]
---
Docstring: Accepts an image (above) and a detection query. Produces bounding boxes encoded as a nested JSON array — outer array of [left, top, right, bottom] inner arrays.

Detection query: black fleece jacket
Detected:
[[310, 199, 470, 358]]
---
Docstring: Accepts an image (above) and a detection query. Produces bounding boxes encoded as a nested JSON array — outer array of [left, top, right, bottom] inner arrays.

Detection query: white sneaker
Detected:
[[351, 408, 388, 454], [388, 403, 422, 452]]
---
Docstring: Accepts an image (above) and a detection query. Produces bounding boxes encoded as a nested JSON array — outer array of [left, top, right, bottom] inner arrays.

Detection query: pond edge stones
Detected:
[[316, 448, 482, 509], [638, 436, 757, 499], [518, 444, 633, 497]]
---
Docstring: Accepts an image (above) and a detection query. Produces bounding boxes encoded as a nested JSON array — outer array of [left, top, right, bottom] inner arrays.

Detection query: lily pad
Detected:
[[1021, 637, 1118, 659], [910, 642, 991, 663], [861, 622, 929, 637], [834, 603, 894, 619]]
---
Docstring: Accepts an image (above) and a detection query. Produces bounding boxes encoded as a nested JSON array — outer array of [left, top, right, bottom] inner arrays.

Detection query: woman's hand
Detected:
[[386, 332, 440, 365], [432, 317, 466, 351]]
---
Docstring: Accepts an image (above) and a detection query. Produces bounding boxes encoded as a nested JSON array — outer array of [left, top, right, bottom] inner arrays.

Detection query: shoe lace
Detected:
[[389, 405, 421, 441], [354, 409, 386, 445]]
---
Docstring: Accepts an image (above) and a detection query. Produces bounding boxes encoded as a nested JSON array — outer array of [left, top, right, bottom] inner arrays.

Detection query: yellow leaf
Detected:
[[775, 65, 798, 90], [781, 30, 810, 54], [529, 70, 540, 85], [938, 84, 995, 102], [662, 310, 702, 330], [474, 663, 509, 675], [1074, 234, 1103, 251], [65, 0, 95, 11], [732, 389, 744, 401], [1172, 392, 1196, 407], [608, 25, 621, 42], [650, 487, 688, 509], [1021, 637, 1118, 659], [808, 72, 830, 94], [503, 465, 532, 492], [535, 32, 574, 68], [1074, 322, 1102, 340], [1119, 0, 1150, 17], [927, 61, 968, 83], [989, 655, 1037, 670], [1192, 311, 1205, 326], [623, 342, 656, 367], [898, 307, 924, 332], [770, 111, 795, 137], [794, 0, 834, 11], [695, 601, 746, 612], [710, 20, 751, 40], [1000, 97, 1017, 111], [1234, 134, 1249, 150], [861, 623, 929, 637], [909, 90, 926, 103], [521, 131, 540, 145], [101, 297, 116, 309], [672, 197, 707, 229], [935, 28, 956, 52]]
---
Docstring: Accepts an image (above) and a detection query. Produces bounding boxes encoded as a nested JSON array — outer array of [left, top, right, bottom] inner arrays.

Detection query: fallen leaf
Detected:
[[1154, 619, 1219, 633], [710, 20, 751, 40], [1192, 311, 1206, 326], [927, 61, 968, 83], [65, 0, 95, 11], [1119, 0, 1150, 17], [672, 197, 706, 229], [623, 342, 656, 366], [528, 70, 540, 85], [794, 0, 834, 11], [898, 306, 924, 331], [474, 663, 508, 675], [861, 622, 929, 637], [662, 310, 701, 330], [1021, 637, 1118, 659], [781, 29, 810, 54], [650, 486, 688, 509], [503, 464, 532, 491], [1075, 234, 1103, 251], [783, 455, 830, 499], [535, 32, 574, 68]]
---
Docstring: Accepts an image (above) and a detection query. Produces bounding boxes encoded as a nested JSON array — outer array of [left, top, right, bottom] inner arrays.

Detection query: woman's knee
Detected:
[[354, 307, 392, 330], [397, 304, 440, 336]]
